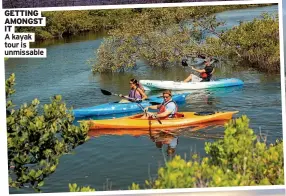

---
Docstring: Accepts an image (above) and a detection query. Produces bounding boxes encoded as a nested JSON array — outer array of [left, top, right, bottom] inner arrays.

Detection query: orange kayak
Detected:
[[81, 111, 238, 130], [88, 120, 228, 138]]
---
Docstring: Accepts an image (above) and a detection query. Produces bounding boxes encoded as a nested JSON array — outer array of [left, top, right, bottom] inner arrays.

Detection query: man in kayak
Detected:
[[119, 78, 148, 103], [183, 60, 214, 83], [142, 90, 178, 119]]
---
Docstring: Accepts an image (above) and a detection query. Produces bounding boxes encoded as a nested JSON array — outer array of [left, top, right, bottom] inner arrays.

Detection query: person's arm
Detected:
[[191, 66, 205, 73], [155, 102, 175, 118], [137, 88, 148, 100], [156, 110, 171, 118], [119, 94, 129, 99], [144, 104, 160, 111]]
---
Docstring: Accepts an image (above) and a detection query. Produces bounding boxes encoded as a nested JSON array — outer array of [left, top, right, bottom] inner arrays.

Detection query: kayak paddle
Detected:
[[100, 89, 137, 101], [100, 89, 159, 103], [100, 88, 162, 124], [136, 102, 162, 124]]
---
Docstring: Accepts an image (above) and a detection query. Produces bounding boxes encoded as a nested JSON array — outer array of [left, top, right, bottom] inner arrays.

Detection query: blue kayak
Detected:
[[73, 93, 189, 118]]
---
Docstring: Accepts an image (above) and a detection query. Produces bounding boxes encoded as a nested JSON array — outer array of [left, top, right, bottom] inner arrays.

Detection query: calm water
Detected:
[[6, 5, 283, 193]]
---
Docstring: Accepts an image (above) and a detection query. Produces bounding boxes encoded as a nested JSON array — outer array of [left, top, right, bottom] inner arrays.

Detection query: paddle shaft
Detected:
[[100, 89, 162, 124], [101, 89, 143, 102], [116, 93, 141, 101], [135, 102, 162, 124], [130, 99, 162, 124], [101, 89, 160, 105]]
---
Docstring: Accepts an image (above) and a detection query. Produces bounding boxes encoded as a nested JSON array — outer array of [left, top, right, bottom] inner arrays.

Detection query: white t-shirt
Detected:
[[165, 101, 176, 117]]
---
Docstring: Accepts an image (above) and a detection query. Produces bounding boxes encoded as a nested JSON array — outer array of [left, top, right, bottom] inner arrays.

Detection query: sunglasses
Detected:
[[163, 95, 170, 99]]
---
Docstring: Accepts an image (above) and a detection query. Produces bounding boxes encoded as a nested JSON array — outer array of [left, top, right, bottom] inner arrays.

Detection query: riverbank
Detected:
[[2, 0, 271, 9], [16, 4, 274, 42]]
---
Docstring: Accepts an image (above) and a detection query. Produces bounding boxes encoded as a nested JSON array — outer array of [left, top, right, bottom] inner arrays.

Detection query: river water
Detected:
[[5, 5, 283, 193]]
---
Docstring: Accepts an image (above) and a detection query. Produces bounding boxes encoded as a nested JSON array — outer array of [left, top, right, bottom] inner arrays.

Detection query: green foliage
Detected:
[[16, 5, 271, 42], [92, 7, 223, 72], [129, 116, 283, 189], [14, 5, 277, 72], [205, 115, 283, 185], [205, 115, 257, 169], [128, 182, 140, 190], [17, 9, 136, 40], [22, 8, 191, 41], [219, 13, 279, 72], [92, 6, 279, 73], [69, 183, 95, 192], [6, 73, 90, 192]]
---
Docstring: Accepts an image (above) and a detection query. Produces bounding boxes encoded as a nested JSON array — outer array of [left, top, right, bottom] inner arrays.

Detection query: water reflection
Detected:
[[88, 120, 228, 157], [150, 130, 179, 157], [88, 129, 180, 156]]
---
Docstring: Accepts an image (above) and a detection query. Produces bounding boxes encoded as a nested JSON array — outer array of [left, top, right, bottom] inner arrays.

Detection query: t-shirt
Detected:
[[165, 102, 176, 116]]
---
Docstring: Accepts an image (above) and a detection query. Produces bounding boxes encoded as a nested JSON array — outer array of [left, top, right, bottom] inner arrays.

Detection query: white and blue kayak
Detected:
[[73, 93, 189, 118], [140, 78, 244, 91]]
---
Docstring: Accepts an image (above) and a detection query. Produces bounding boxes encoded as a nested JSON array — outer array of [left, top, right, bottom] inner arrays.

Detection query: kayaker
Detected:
[[119, 78, 147, 103], [183, 60, 214, 83], [142, 90, 178, 119]]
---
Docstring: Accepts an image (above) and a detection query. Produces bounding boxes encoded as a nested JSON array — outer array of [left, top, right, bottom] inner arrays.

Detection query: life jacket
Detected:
[[200, 65, 214, 81], [200, 72, 208, 79], [128, 87, 142, 100], [158, 100, 178, 118]]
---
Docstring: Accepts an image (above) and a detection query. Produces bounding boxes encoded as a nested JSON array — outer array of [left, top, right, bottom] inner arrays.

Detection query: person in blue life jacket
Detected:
[[142, 90, 178, 119], [119, 78, 148, 103], [183, 60, 215, 83]]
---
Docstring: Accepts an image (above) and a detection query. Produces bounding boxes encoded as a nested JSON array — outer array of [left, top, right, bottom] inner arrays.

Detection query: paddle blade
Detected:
[[149, 102, 160, 105], [101, 89, 112, 96]]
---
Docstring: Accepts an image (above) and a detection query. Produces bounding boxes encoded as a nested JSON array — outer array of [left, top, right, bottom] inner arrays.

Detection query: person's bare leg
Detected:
[[183, 74, 192, 83]]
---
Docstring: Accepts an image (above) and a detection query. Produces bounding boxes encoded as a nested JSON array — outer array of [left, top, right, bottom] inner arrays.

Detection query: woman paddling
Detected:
[[119, 78, 147, 103]]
